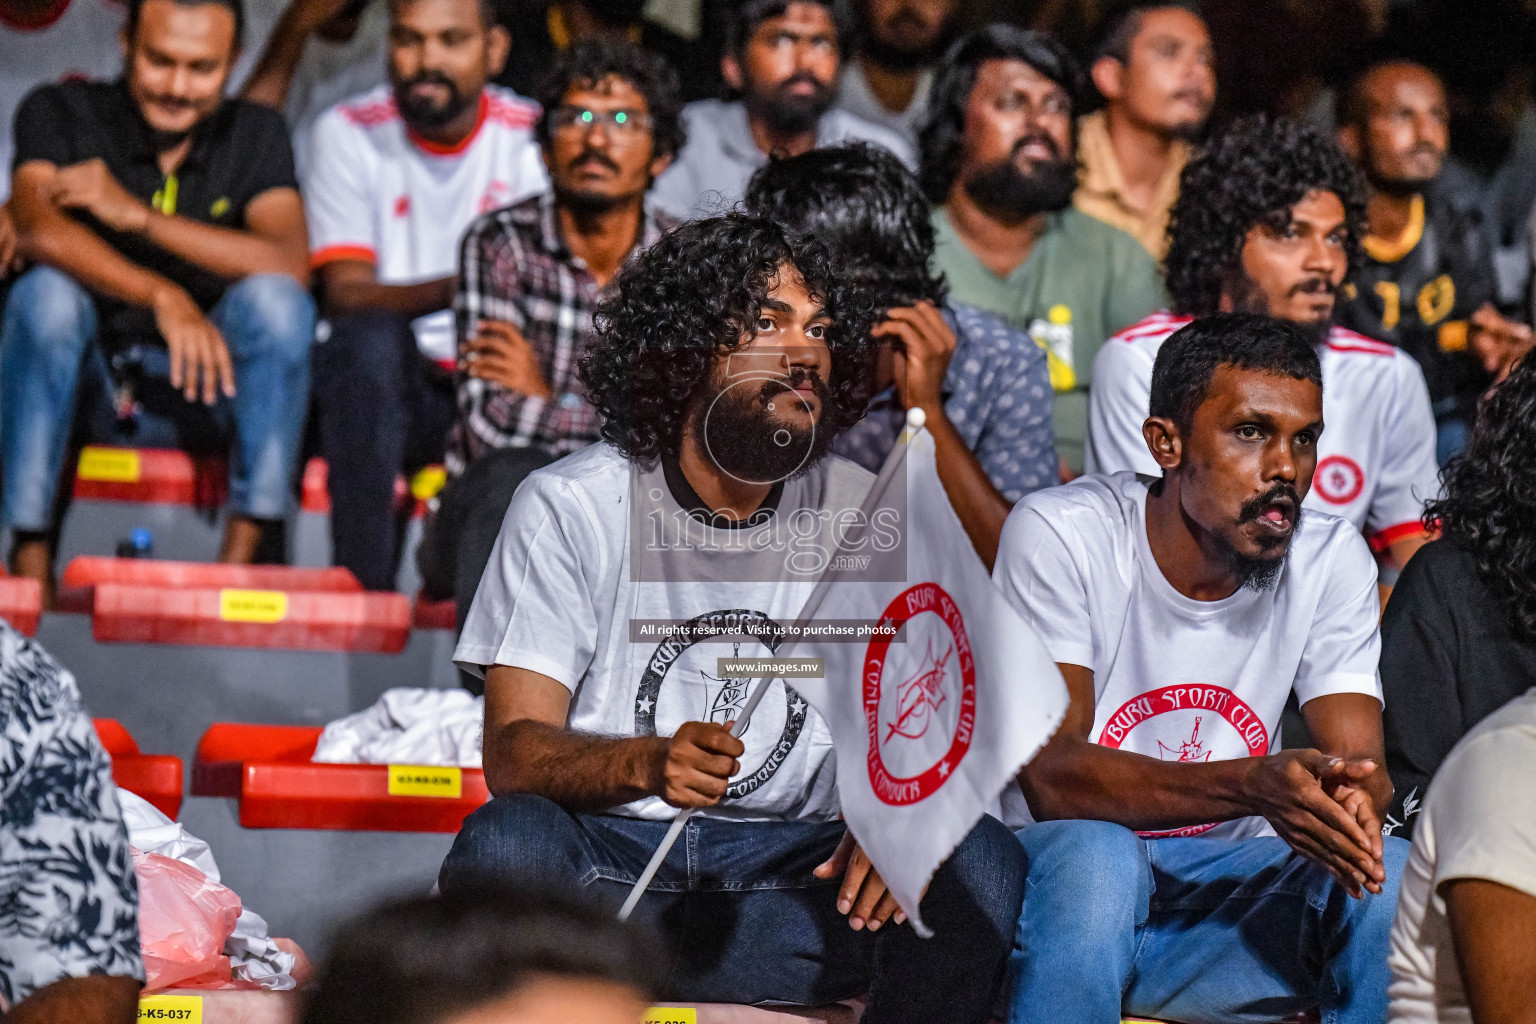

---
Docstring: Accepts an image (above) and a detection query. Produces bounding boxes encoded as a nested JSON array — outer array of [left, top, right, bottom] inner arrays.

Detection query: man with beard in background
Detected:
[[834, 0, 959, 148], [1074, 2, 1215, 259], [302, 0, 547, 591], [650, 0, 913, 221], [442, 214, 1026, 1020], [920, 25, 1166, 477], [1086, 116, 1439, 597], [1334, 59, 1533, 464]]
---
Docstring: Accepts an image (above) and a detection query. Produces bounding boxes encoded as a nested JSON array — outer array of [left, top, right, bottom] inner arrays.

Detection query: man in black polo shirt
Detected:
[[3, 0, 312, 600]]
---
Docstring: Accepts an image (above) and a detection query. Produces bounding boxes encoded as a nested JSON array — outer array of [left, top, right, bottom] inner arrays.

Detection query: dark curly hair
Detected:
[[535, 38, 686, 161], [1424, 358, 1536, 639], [743, 142, 947, 312], [1165, 114, 1368, 316], [916, 25, 1083, 205], [579, 214, 877, 464]]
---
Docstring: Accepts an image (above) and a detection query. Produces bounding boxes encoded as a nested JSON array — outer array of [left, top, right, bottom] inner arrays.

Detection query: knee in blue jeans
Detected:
[[3, 266, 95, 359], [216, 274, 315, 362], [1019, 820, 1147, 934], [946, 814, 1028, 927], [441, 793, 580, 892]]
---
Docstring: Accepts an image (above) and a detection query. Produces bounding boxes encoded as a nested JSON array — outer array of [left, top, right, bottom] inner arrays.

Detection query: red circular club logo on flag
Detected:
[[1313, 455, 1365, 505], [863, 584, 977, 806]]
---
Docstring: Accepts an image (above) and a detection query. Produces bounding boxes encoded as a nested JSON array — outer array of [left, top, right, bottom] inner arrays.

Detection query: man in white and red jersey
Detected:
[[303, 0, 546, 590], [1000, 313, 1405, 1024], [1086, 115, 1439, 585]]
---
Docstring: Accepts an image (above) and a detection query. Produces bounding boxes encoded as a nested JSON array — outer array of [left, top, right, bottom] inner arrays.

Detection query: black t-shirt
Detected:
[[1334, 194, 1495, 423], [1380, 537, 1536, 839], [11, 79, 298, 347]]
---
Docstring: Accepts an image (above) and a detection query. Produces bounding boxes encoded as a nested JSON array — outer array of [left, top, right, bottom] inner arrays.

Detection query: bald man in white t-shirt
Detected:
[[996, 313, 1407, 1024]]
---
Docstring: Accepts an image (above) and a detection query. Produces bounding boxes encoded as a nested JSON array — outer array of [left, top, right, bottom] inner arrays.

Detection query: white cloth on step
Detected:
[[312, 688, 484, 767]]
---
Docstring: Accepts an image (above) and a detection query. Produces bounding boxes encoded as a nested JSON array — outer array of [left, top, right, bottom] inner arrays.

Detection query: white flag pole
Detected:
[[616, 408, 928, 922]]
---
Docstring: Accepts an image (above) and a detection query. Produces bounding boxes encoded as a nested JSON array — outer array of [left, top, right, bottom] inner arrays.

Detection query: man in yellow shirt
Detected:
[[1073, 2, 1214, 259]]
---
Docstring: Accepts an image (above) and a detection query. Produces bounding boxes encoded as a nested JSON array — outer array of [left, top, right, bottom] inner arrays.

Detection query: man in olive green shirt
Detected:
[[921, 26, 1166, 473]]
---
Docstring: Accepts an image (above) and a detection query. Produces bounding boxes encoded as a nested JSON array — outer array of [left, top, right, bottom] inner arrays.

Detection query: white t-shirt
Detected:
[[0, 0, 126, 201], [833, 60, 932, 148], [235, 0, 390, 180], [993, 471, 1384, 836], [456, 444, 879, 822], [1085, 313, 1441, 550], [303, 84, 549, 363], [1388, 687, 1536, 1024]]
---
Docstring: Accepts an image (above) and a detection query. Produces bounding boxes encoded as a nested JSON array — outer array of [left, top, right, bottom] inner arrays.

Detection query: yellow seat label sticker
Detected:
[[645, 1010, 698, 1024], [218, 589, 288, 623], [388, 764, 462, 798], [138, 994, 203, 1022], [78, 446, 142, 483]]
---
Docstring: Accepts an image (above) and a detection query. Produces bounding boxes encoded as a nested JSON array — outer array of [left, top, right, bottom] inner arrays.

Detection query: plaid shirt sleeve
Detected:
[[451, 207, 602, 473]]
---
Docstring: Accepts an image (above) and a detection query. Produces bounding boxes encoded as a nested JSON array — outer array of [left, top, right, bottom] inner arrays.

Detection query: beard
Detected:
[[554, 148, 636, 215], [1222, 482, 1304, 593], [860, 9, 959, 72], [1225, 268, 1335, 347], [694, 366, 835, 485], [961, 138, 1077, 221], [747, 73, 835, 136], [394, 70, 473, 129]]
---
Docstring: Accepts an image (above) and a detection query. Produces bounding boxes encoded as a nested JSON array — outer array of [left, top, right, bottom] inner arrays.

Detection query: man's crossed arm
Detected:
[[484, 664, 911, 931], [1020, 664, 1392, 897]]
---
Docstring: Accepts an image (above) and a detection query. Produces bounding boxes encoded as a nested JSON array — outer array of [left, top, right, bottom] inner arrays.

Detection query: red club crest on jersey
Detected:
[[863, 583, 976, 806], [1313, 455, 1365, 505], [1098, 684, 1270, 837], [393, 195, 410, 218]]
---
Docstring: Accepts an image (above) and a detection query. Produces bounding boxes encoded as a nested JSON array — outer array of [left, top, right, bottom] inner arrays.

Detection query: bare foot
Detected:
[[9, 535, 56, 610], [218, 515, 264, 564]]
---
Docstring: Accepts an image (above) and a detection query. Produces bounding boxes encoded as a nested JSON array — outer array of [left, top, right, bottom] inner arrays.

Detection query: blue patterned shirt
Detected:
[[835, 301, 1057, 502], [0, 624, 142, 1007]]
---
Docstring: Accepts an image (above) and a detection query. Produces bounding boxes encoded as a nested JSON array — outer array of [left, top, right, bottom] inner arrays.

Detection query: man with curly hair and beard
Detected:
[[1086, 115, 1441, 592], [998, 313, 1405, 1024], [439, 214, 1027, 1021], [1378, 356, 1536, 842]]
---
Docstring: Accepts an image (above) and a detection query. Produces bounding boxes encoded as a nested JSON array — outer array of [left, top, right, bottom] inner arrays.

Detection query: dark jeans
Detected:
[[439, 795, 1026, 1023], [313, 309, 456, 590]]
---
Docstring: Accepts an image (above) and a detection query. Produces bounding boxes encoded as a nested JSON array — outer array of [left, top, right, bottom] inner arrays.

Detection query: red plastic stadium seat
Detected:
[[94, 718, 184, 819], [412, 595, 456, 630], [89, 584, 411, 652], [0, 570, 42, 636], [72, 446, 227, 507], [192, 723, 489, 832]]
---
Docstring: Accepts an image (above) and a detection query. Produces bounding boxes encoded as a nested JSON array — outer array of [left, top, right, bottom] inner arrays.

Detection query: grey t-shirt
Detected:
[[650, 98, 916, 220]]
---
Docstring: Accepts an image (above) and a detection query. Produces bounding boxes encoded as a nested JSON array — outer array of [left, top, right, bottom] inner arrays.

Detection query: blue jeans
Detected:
[[0, 266, 314, 530], [1008, 821, 1408, 1024], [440, 795, 1026, 1023], [312, 309, 456, 590]]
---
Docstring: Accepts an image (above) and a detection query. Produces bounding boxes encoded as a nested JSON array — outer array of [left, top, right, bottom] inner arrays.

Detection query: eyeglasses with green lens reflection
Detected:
[[551, 106, 652, 134]]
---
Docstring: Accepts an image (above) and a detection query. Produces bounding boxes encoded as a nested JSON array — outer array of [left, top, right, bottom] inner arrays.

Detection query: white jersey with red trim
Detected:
[[303, 84, 548, 363], [0, 0, 127, 201], [1085, 312, 1440, 550]]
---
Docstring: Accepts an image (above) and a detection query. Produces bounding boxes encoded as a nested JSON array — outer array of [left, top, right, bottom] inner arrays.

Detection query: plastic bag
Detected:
[[133, 849, 243, 993]]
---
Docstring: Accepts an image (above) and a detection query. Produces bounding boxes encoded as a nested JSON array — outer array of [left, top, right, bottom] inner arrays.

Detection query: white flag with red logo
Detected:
[[786, 425, 1069, 936]]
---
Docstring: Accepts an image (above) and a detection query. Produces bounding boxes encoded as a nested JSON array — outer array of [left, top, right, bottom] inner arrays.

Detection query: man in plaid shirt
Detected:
[[417, 40, 683, 659]]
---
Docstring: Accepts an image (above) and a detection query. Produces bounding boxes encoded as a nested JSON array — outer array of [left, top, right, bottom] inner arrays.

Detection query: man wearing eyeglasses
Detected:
[[413, 38, 683, 663], [302, 0, 548, 591]]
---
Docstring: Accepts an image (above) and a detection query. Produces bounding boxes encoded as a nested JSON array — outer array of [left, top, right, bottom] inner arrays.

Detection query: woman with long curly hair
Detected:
[[1380, 357, 1536, 840]]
